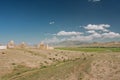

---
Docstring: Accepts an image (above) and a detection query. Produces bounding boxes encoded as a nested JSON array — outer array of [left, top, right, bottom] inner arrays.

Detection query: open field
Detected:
[[56, 47, 120, 52], [0, 48, 120, 80]]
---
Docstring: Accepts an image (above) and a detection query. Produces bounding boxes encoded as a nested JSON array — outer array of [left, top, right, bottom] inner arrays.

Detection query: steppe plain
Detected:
[[0, 47, 120, 80]]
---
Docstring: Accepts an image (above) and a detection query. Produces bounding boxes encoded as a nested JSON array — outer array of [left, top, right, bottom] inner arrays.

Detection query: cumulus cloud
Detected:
[[68, 35, 93, 42], [84, 24, 110, 32], [90, 32, 102, 38], [43, 24, 120, 44], [102, 32, 120, 38], [87, 30, 96, 34], [56, 31, 83, 36], [43, 37, 60, 44]]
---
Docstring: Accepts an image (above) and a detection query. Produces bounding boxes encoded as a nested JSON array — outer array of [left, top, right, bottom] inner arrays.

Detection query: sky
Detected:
[[0, 0, 120, 44]]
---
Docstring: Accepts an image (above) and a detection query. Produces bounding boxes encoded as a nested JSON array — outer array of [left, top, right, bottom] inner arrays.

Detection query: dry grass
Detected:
[[0, 48, 120, 80]]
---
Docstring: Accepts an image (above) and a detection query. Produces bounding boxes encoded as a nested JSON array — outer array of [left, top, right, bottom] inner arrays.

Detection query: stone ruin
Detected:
[[18, 42, 27, 48], [7, 40, 15, 49], [2, 40, 54, 50], [37, 42, 54, 50]]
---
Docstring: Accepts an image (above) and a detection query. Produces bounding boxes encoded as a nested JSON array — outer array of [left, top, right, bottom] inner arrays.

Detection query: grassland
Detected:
[[56, 47, 120, 52], [0, 48, 120, 80], [1, 57, 92, 80]]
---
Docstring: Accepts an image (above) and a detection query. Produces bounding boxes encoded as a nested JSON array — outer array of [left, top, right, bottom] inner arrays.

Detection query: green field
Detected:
[[56, 47, 120, 52]]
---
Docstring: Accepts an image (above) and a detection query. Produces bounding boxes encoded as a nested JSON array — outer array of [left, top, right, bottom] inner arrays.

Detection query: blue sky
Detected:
[[0, 0, 120, 44]]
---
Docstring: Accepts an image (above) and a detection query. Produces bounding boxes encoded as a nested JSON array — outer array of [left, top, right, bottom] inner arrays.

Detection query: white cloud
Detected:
[[49, 21, 55, 25], [89, 32, 102, 38], [87, 30, 96, 34], [88, 31, 120, 39], [56, 31, 83, 36], [102, 32, 120, 38], [93, 0, 101, 2], [43, 24, 120, 44], [84, 24, 110, 32], [43, 36, 60, 44], [61, 31, 120, 42], [88, 0, 101, 2], [68, 35, 93, 42]]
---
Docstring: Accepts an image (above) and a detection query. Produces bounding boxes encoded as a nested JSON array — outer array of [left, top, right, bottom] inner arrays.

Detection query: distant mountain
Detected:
[[48, 41, 120, 47], [49, 40, 90, 47]]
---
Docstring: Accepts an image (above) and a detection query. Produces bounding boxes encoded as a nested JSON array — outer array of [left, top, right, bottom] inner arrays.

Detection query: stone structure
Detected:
[[38, 42, 46, 49], [7, 40, 15, 48], [19, 42, 27, 48], [38, 42, 54, 50]]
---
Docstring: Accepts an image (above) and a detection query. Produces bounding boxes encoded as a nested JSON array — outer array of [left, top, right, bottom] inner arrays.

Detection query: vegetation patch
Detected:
[[56, 47, 120, 52], [1, 57, 93, 80]]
